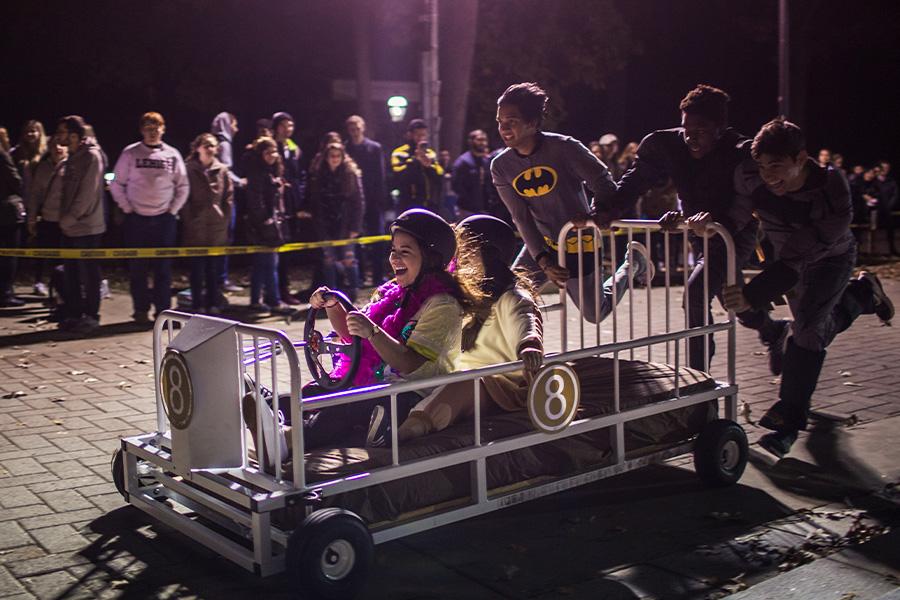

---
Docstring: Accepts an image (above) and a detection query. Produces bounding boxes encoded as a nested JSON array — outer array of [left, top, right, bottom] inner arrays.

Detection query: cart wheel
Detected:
[[110, 448, 127, 500], [693, 419, 748, 487], [286, 508, 373, 600]]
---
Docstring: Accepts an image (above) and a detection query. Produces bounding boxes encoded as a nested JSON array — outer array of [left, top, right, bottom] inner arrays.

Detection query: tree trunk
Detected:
[[438, 0, 478, 157], [353, 0, 374, 135]]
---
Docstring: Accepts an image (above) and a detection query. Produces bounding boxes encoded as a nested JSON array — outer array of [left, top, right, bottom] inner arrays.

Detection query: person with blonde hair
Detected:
[[11, 120, 47, 181], [181, 133, 234, 314]]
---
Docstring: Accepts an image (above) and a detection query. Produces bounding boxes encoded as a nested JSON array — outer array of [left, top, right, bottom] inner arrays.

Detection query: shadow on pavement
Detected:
[[70, 463, 798, 599]]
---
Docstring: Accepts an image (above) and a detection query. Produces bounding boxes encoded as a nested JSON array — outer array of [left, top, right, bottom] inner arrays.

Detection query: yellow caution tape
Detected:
[[0, 234, 392, 260]]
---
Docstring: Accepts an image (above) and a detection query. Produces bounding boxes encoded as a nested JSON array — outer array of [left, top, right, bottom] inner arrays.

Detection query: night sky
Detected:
[[4, 0, 899, 169]]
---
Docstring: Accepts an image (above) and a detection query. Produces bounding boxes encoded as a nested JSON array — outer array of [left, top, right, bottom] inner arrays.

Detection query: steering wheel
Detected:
[[303, 290, 362, 392]]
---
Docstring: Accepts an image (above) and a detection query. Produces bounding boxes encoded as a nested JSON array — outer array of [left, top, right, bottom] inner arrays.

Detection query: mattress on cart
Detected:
[[278, 357, 717, 526]]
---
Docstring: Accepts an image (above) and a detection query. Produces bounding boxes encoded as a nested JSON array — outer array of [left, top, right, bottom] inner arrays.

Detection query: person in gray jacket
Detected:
[[55, 115, 106, 334], [724, 118, 894, 458], [491, 82, 651, 324]]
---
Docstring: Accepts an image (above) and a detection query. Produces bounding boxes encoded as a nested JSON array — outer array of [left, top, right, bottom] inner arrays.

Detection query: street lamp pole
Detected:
[[421, 0, 441, 151], [778, 0, 790, 118]]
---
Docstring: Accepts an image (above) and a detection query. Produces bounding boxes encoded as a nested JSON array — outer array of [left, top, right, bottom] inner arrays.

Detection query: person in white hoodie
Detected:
[[111, 112, 189, 324]]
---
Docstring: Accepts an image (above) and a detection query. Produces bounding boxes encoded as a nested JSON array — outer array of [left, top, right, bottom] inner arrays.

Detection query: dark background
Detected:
[[3, 0, 898, 169]]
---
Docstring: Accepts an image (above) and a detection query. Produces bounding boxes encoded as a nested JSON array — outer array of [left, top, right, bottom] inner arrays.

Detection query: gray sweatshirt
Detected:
[[491, 132, 616, 259], [111, 141, 189, 216], [735, 158, 854, 308], [60, 142, 106, 237]]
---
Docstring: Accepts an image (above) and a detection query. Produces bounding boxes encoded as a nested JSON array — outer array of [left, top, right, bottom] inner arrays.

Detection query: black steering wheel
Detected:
[[303, 290, 362, 392]]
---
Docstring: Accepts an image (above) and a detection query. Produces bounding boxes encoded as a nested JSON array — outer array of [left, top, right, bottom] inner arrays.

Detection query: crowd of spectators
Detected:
[[0, 112, 896, 338]]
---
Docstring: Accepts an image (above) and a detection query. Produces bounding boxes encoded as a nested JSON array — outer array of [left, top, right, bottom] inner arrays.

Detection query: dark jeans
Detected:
[[219, 202, 237, 285], [61, 233, 102, 321], [190, 256, 224, 310], [0, 224, 21, 300], [33, 220, 62, 285], [685, 236, 780, 371], [250, 252, 280, 305], [272, 383, 420, 450], [321, 244, 360, 302], [362, 208, 386, 283], [771, 246, 870, 432], [125, 213, 177, 316]]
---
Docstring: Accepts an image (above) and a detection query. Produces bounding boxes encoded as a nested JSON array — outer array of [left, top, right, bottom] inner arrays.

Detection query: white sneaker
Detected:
[[100, 279, 111, 299], [33, 282, 49, 297], [625, 241, 656, 286], [242, 394, 287, 468]]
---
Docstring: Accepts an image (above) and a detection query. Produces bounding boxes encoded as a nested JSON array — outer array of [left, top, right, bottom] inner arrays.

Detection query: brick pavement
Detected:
[[0, 273, 898, 599]]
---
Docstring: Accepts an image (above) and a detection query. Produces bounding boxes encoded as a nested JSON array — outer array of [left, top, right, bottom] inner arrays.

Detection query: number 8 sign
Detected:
[[161, 350, 194, 430], [527, 363, 580, 433]]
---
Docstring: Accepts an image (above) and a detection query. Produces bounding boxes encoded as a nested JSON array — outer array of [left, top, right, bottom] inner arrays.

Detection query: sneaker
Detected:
[[0, 296, 25, 308], [248, 303, 271, 316], [859, 271, 894, 325], [625, 241, 656, 286], [269, 302, 295, 315], [99, 279, 111, 299], [241, 393, 287, 469], [58, 317, 80, 331], [280, 294, 301, 306], [758, 430, 798, 459], [33, 282, 49, 297], [70, 316, 100, 335], [132, 311, 152, 325], [223, 281, 244, 293], [767, 319, 790, 376], [365, 405, 391, 448]]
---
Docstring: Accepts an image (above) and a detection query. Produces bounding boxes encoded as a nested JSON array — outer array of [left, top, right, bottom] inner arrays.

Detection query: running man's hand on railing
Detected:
[[722, 284, 751, 313], [686, 211, 712, 236], [658, 210, 684, 232], [537, 254, 570, 287]]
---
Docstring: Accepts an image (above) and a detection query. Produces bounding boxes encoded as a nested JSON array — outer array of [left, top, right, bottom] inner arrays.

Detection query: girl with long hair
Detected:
[[395, 214, 545, 443], [11, 120, 47, 179], [181, 133, 234, 313], [244, 136, 290, 314], [245, 209, 487, 463], [308, 142, 363, 301]]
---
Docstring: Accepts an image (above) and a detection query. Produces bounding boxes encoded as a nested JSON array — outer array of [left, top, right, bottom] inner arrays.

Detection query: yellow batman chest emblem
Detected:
[[512, 166, 558, 198]]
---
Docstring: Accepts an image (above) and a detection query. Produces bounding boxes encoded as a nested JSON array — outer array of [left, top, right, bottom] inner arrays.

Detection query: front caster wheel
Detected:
[[693, 418, 748, 487], [287, 508, 373, 600]]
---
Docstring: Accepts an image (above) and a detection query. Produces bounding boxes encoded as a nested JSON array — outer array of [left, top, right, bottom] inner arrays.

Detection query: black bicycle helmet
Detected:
[[390, 208, 457, 270], [457, 214, 519, 266]]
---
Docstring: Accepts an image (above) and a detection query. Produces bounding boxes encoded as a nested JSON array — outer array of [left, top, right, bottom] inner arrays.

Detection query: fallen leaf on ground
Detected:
[[839, 370, 852, 377], [83, 377, 99, 383], [843, 381, 863, 387], [2, 391, 27, 399], [68, 370, 85, 375], [116, 381, 132, 389]]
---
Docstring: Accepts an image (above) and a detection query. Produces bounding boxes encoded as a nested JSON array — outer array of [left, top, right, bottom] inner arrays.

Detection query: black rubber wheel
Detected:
[[303, 290, 362, 392], [110, 448, 127, 500], [286, 508, 373, 600], [693, 418, 748, 487]]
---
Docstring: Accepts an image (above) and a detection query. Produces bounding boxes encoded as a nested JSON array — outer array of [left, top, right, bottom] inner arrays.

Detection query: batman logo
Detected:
[[512, 166, 557, 198]]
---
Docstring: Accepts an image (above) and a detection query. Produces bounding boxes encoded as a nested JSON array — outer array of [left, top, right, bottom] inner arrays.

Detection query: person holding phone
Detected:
[[390, 118, 444, 213]]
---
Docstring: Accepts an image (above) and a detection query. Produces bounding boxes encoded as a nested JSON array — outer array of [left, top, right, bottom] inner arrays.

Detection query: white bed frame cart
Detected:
[[114, 220, 747, 599]]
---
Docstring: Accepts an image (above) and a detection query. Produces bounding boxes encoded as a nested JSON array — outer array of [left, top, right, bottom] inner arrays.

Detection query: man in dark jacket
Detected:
[[608, 84, 785, 373], [390, 119, 444, 212], [345, 115, 387, 284], [725, 118, 893, 458], [272, 111, 304, 305], [877, 160, 898, 255], [56, 115, 107, 334], [452, 129, 493, 218], [0, 149, 25, 307]]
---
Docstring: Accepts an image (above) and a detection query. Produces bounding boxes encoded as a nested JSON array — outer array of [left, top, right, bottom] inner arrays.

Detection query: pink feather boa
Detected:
[[331, 274, 454, 387]]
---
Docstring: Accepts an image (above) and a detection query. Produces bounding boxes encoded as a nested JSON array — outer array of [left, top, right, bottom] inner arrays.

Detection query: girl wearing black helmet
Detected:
[[247, 209, 486, 456], [387, 214, 545, 444]]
